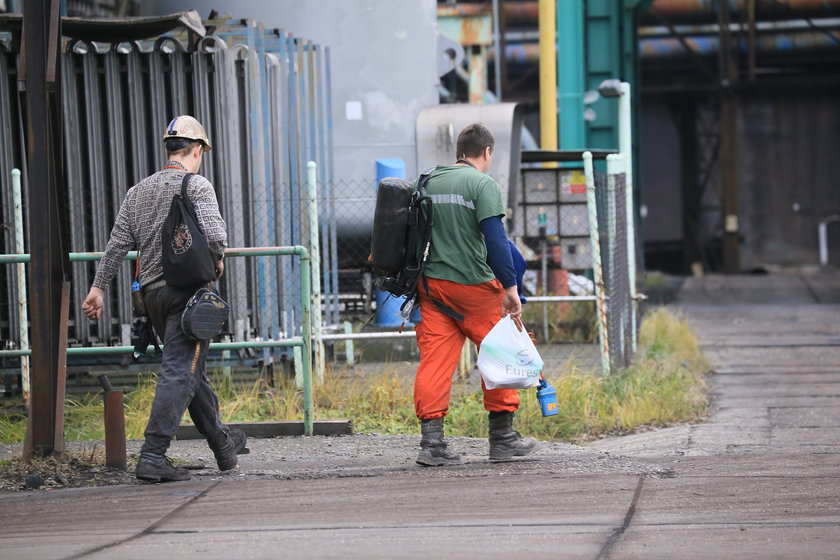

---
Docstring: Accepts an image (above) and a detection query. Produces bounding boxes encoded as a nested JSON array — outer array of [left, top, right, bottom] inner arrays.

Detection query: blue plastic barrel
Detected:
[[374, 158, 418, 327]]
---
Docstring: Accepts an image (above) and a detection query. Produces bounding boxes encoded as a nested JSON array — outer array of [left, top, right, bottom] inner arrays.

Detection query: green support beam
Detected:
[[557, 0, 585, 150], [556, 2, 651, 142], [584, 0, 621, 150], [556, 0, 651, 190]]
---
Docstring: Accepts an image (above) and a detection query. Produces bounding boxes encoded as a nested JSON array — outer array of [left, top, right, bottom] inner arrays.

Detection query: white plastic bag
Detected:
[[477, 315, 544, 390]]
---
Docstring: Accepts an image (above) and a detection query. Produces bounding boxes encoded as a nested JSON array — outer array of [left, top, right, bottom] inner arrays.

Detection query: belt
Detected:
[[142, 278, 167, 292]]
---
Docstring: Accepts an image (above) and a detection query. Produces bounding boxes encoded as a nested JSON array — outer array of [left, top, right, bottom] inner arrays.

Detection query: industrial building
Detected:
[[1, 0, 839, 365]]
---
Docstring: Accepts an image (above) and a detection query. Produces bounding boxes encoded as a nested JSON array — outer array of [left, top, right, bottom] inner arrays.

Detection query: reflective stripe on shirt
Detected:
[[429, 193, 475, 210]]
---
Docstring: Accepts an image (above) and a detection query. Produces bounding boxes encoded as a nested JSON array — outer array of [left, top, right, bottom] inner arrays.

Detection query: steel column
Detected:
[[718, 0, 741, 273], [20, 0, 70, 458]]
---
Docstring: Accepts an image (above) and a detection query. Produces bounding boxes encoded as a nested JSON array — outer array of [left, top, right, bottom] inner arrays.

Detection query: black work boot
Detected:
[[135, 452, 191, 482], [488, 411, 540, 461], [209, 428, 249, 471], [416, 417, 462, 467]]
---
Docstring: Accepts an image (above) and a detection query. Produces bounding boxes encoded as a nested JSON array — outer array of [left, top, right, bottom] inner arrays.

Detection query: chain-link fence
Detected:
[[0, 18, 637, 377], [512, 162, 637, 372], [2, 165, 636, 375], [320, 162, 637, 373], [595, 169, 635, 370]]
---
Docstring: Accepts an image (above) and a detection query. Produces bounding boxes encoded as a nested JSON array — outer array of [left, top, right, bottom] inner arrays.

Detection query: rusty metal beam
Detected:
[[748, 0, 757, 79], [21, 0, 70, 459], [718, 0, 741, 273]]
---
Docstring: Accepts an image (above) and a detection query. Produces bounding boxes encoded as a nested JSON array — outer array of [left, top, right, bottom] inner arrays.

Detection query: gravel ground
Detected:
[[0, 431, 670, 491], [0, 342, 631, 492]]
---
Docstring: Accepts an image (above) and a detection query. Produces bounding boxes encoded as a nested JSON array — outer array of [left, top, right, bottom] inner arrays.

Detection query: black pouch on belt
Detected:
[[131, 256, 148, 317], [132, 318, 161, 361], [181, 287, 230, 341]]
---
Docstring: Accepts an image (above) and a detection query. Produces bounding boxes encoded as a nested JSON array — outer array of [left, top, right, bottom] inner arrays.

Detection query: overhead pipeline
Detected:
[[490, 28, 840, 63], [459, 0, 840, 26]]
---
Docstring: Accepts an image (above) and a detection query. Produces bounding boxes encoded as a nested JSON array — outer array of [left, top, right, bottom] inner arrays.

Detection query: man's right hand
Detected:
[[215, 258, 225, 280], [82, 287, 105, 320]]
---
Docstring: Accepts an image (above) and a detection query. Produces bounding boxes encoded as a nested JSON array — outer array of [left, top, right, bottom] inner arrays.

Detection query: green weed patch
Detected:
[[0, 307, 708, 445]]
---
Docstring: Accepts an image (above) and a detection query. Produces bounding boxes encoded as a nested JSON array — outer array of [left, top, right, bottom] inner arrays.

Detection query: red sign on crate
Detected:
[[562, 170, 587, 195]]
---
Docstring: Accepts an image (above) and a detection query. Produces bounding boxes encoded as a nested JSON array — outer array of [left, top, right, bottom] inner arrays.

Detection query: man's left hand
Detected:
[[502, 285, 522, 324]]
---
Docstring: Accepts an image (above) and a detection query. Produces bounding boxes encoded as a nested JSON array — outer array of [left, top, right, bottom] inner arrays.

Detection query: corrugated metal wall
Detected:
[[0, 17, 335, 350], [740, 90, 840, 267], [640, 89, 840, 271]]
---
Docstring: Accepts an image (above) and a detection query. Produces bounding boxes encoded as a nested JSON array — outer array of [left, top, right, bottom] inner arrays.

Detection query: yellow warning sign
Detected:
[[562, 170, 587, 195]]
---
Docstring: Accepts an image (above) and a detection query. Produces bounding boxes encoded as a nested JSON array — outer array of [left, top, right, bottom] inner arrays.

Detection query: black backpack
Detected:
[[161, 173, 217, 288], [370, 169, 463, 321]]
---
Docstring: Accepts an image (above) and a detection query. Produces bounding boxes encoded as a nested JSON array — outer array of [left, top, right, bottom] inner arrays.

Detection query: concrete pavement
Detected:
[[2, 272, 840, 559]]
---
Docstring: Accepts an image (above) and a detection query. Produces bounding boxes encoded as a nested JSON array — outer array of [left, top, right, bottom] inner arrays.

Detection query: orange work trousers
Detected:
[[414, 276, 520, 420]]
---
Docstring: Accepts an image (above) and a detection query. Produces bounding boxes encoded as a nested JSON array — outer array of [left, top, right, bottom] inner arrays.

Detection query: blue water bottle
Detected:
[[536, 377, 559, 417]]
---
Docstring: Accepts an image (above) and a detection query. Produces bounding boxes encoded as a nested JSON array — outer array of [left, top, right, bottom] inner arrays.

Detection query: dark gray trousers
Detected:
[[140, 285, 226, 456]]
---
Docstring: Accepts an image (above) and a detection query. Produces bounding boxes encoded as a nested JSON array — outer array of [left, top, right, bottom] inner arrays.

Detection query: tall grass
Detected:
[[0, 307, 708, 445]]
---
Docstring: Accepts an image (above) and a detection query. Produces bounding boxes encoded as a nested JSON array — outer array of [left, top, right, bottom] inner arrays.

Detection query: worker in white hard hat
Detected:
[[82, 115, 247, 482], [162, 114, 212, 152]]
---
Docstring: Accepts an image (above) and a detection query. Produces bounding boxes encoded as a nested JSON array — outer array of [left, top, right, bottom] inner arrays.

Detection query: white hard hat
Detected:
[[162, 115, 212, 152]]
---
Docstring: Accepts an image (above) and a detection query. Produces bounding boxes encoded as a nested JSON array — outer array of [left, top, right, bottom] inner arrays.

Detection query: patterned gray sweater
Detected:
[[92, 165, 227, 289]]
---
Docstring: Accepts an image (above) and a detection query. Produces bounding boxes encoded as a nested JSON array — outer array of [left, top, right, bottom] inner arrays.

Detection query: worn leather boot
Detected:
[[488, 411, 540, 461], [416, 417, 462, 467], [135, 452, 192, 482], [209, 428, 249, 471]]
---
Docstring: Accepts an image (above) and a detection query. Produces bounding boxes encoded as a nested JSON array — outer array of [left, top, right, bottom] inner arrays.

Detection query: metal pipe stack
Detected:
[[0, 14, 335, 357]]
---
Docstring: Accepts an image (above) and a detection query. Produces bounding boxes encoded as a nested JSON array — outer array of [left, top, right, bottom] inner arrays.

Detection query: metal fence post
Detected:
[[11, 168, 29, 400], [818, 215, 840, 266], [618, 82, 638, 353], [606, 154, 627, 368], [307, 161, 325, 383], [583, 152, 610, 375], [343, 321, 355, 366], [1, 246, 316, 434], [297, 246, 314, 436]]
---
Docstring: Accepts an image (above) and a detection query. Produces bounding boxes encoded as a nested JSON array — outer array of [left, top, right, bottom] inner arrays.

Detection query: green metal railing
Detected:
[[0, 246, 315, 435]]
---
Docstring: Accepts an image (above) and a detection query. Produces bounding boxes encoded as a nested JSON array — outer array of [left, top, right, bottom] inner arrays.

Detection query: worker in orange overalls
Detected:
[[414, 123, 540, 466]]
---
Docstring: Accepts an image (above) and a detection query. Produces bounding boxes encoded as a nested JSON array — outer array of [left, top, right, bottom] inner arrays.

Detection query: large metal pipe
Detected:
[[643, 0, 840, 24], [494, 28, 840, 64], [639, 29, 840, 58], [468, 1, 840, 26], [638, 17, 840, 38]]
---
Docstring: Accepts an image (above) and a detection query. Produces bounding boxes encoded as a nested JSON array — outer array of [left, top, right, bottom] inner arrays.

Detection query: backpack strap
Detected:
[[420, 275, 465, 322], [178, 172, 207, 235], [412, 168, 465, 322], [180, 172, 194, 199]]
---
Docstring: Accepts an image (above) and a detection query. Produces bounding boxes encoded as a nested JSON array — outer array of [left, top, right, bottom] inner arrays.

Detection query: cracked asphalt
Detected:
[[2, 272, 840, 559]]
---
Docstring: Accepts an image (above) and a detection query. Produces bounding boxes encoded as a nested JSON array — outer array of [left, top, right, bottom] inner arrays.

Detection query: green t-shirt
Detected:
[[419, 164, 505, 285]]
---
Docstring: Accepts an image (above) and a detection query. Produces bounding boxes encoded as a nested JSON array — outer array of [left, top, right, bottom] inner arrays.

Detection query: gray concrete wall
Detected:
[[639, 100, 682, 245], [142, 0, 439, 183]]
